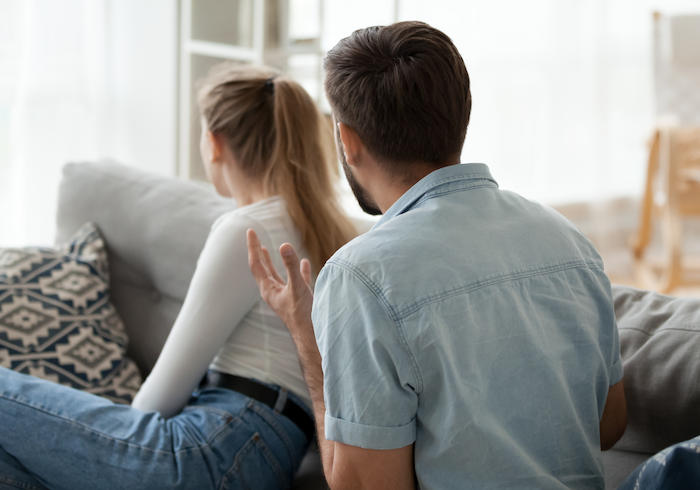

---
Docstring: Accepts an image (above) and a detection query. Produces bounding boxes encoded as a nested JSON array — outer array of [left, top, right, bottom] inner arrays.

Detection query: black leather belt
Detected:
[[200, 371, 315, 444]]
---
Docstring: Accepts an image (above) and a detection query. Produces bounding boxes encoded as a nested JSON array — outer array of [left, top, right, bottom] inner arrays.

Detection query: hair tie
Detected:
[[264, 77, 275, 95]]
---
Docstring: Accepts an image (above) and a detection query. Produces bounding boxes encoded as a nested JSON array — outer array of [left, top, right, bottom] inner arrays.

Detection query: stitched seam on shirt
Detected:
[[425, 172, 496, 188], [410, 182, 496, 210], [396, 259, 604, 319], [379, 172, 496, 224], [325, 260, 425, 394]]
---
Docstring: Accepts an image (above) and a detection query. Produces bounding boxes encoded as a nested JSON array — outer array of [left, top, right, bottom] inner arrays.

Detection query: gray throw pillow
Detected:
[[611, 285, 700, 454], [0, 223, 142, 403]]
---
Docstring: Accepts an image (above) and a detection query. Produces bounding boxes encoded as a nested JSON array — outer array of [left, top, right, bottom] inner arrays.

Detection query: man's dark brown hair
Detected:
[[324, 21, 471, 170]]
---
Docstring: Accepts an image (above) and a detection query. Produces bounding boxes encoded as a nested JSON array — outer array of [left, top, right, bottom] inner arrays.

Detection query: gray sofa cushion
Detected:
[[611, 285, 700, 454], [56, 161, 236, 376]]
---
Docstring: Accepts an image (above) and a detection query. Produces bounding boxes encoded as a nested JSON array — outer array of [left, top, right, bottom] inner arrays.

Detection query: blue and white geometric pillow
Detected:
[[0, 223, 142, 404]]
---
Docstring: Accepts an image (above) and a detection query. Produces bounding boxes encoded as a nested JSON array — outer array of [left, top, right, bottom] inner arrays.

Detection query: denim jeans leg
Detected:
[[0, 446, 47, 490], [185, 387, 311, 489], [0, 368, 308, 490], [0, 368, 228, 490]]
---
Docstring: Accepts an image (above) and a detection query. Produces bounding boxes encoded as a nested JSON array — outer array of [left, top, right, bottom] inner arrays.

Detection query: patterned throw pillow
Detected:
[[0, 223, 142, 404]]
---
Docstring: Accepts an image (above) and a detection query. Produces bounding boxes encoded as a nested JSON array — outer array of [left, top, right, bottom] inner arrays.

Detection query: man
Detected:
[[247, 21, 627, 489]]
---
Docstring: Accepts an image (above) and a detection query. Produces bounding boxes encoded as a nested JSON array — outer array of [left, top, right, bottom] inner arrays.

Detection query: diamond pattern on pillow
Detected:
[[0, 223, 142, 404]]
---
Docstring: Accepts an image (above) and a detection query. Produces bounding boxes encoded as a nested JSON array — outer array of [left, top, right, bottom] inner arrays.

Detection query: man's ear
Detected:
[[337, 122, 363, 167], [207, 131, 225, 163]]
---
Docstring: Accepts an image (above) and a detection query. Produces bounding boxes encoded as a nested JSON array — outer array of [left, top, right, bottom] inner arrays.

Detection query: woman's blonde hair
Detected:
[[197, 63, 357, 272]]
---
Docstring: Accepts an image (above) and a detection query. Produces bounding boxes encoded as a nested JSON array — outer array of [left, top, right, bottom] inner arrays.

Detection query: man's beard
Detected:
[[341, 160, 382, 216], [335, 125, 382, 216]]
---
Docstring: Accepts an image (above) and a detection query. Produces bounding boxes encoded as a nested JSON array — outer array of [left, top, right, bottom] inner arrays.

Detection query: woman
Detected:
[[0, 64, 357, 490]]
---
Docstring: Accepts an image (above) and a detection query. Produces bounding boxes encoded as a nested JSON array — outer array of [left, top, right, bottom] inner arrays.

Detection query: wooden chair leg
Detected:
[[659, 201, 683, 294], [659, 127, 683, 294], [632, 130, 659, 260]]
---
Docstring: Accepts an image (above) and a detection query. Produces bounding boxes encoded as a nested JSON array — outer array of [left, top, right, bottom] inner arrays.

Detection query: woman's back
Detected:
[[209, 196, 312, 407], [133, 195, 315, 416]]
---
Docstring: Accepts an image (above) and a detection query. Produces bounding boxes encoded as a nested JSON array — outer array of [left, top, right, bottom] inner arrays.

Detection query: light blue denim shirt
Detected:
[[312, 163, 622, 490]]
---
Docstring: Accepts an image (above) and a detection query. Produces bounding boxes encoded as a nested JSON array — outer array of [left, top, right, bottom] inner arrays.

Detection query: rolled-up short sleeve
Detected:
[[312, 263, 418, 450]]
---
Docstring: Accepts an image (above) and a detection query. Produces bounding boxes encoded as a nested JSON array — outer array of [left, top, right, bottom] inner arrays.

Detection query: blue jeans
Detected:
[[0, 367, 310, 490]]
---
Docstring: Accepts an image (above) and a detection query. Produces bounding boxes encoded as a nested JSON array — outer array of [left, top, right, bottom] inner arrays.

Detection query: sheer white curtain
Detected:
[[0, 0, 177, 248], [0, 1, 110, 246]]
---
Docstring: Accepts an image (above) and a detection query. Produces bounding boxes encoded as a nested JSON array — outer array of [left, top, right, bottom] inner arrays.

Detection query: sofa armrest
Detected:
[[611, 285, 700, 454]]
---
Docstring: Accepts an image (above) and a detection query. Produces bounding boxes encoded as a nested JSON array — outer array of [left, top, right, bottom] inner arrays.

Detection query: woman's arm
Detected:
[[131, 214, 265, 418]]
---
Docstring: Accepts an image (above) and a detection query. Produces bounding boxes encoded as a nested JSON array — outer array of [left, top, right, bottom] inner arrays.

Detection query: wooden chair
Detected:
[[632, 12, 700, 293], [633, 126, 700, 293]]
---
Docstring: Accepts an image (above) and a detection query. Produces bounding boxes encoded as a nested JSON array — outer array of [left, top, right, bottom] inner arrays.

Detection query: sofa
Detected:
[[55, 161, 700, 489]]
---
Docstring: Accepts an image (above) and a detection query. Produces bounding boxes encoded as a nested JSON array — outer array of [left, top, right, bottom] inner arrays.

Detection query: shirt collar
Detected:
[[373, 163, 498, 229]]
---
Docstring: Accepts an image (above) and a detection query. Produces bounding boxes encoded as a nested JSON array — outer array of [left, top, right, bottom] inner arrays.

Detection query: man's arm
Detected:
[[297, 334, 414, 489], [599, 379, 627, 451], [247, 230, 415, 490]]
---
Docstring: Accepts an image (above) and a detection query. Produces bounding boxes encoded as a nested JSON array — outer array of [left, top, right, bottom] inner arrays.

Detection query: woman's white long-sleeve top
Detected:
[[131, 196, 312, 418]]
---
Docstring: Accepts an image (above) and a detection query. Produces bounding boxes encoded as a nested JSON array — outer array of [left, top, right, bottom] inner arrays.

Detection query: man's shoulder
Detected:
[[328, 224, 398, 265], [322, 219, 417, 287], [325, 190, 604, 313]]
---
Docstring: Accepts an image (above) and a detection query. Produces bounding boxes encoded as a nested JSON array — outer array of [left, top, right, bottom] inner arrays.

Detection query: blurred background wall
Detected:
[[0, 0, 178, 246]]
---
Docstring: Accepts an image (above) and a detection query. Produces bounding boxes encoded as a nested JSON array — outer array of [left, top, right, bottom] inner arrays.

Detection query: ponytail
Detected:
[[267, 78, 356, 273], [198, 63, 357, 272]]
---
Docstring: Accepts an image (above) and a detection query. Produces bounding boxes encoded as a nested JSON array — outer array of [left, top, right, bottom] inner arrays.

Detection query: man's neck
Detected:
[[374, 161, 459, 214]]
